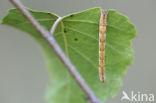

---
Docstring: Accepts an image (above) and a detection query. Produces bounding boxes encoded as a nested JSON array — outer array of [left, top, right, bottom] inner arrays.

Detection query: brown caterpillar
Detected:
[[99, 10, 108, 82]]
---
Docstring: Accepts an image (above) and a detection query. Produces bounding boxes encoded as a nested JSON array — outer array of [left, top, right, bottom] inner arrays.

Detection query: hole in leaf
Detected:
[[64, 29, 67, 33], [74, 38, 78, 41], [70, 15, 74, 17]]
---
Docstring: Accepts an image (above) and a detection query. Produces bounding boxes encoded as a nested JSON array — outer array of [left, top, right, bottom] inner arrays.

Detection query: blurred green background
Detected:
[[0, 0, 155, 103]]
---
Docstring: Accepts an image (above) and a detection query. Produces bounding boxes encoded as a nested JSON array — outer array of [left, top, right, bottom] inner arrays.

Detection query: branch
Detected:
[[9, 0, 101, 103]]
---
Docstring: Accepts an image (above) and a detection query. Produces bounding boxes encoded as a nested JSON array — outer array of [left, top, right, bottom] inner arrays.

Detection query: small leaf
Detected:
[[1, 7, 136, 103]]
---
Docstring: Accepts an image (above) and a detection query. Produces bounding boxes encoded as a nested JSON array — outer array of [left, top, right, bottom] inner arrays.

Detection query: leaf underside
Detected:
[[1, 7, 136, 103]]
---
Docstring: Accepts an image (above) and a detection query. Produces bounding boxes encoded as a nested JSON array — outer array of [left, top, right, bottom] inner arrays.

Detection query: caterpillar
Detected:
[[99, 10, 108, 82]]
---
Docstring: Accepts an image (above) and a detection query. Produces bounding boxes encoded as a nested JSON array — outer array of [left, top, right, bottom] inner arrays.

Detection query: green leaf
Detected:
[[1, 7, 136, 103]]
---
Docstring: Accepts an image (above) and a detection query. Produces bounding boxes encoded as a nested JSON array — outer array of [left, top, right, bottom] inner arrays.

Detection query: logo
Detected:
[[121, 91, 155, 102]]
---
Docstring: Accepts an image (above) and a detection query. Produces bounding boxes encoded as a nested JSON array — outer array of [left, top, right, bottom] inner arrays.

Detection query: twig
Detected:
[[9, 0, 101, 103]]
